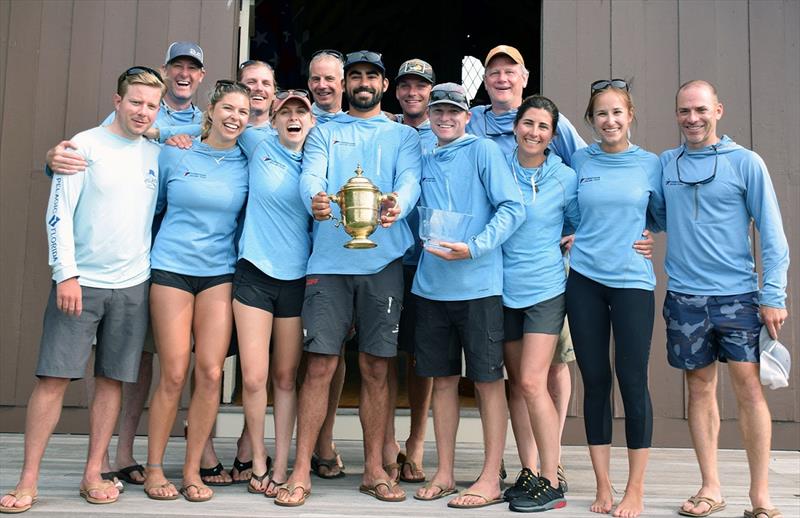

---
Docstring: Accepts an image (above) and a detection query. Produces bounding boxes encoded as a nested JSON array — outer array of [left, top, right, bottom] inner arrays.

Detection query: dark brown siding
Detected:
[[0, 0, 239, 432], [543, 0, 799, 449]]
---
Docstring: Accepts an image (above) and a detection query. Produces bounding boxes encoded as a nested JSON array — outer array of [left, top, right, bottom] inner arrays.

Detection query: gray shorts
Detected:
[[504, 293, 567, 338], [302, 259, 403, 358], [36, 281, 149, 383], [414, 296, 505, 382]]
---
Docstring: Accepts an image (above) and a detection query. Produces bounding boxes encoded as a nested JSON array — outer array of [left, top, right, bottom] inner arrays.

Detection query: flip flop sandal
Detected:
[[677, 495, 727, 517], [413, 482, 457, 501], [117, 464, 146, 485], [359, 479, 406, 502], [264, 474, 287, 499], [0, 489, 38, 514], [383, 462, 401, 483], [79, 481, 119, 505], [199, 462, 232, 486], [311, 453, 345, 479], [231, 456, 266, 484], [400, 459, 426, 483], [274, 483, 310, 507], [557, 464, 568, 493], [744, 507, 783, 518], [247, 472, 269, 495], [143, 482, 179, 501], [101, 472, 124, 493], [446, 489, 504, 509], [179, 484, 213, 503]]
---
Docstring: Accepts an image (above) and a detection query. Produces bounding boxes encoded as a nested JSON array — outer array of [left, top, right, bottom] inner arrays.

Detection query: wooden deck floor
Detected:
[[0, 434, 797, 517]]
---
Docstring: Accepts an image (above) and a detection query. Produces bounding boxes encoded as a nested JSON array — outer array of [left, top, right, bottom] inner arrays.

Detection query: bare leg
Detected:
[[114, 351, 152, 482], [416, 375, 459, 499], [681, 364, 723, 515], [547, 361, 571, 466], [504, 340, 539, 471], [276, 353, 338, 504], [0, 377, 70, 511], [403, 353, 432, 480], [232, 299, 272, 492], [383, 356, 401, 480], [82, 376, 123, 501], [727, 361, 775, 512], [181, 283, 232, 501], [313, 352, 345, 475], [589, 444, 614, 513], [144, 285, 193, 499], [613, 448, 649, 518], [359, 353, 404, 499], [448, 378, 506, 507], [267, 316, 303, 492]]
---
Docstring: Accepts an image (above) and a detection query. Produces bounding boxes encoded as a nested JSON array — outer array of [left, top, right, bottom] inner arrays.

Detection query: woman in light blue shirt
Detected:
[[565, 80, 663, 518], [145, 81, 251, 503]]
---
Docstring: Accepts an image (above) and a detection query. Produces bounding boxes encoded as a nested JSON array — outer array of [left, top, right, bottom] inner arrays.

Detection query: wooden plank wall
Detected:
[[0, 0, 239, 431], [543, 0, 799, 449]]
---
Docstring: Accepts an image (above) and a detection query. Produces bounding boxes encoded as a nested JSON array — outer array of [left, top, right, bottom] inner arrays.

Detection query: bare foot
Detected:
[[415, 472, 455, 499], [275, 473, 312, 505], [363, 466, 405, 500], [591, 486, 615, 514], [143, 467, 178, 499], [382, 441, 401, 482], [447, 476, 500, 507], [614, 488, 644, 518], [0, 485, 37, 511], [81, 477, 119, 502], [180, 478, 213, 501]]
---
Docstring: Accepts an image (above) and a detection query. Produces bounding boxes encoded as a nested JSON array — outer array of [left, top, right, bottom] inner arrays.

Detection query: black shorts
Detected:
[[414, 295, 505, 382], [397, 265, 418, 354], [302, 259, 403, 358], [150, 269, 232, 295], [232, 260, 305, 318]]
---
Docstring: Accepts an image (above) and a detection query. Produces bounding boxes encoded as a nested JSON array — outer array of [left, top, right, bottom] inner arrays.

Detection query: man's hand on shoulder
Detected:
[[56, 277, 82, 317], [47, 140, 87, 174], [760, 306, 788, 340], [164, 134, 194, 149]]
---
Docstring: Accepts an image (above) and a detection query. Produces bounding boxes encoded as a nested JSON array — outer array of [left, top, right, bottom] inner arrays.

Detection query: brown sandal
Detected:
[[0, 489, 38, 514]]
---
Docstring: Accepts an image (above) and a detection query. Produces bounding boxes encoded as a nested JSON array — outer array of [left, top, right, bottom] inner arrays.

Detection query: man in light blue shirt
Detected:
[[660, 80, 789, 518], [276, 50, 420, 507], [308, 50, 345, 124]]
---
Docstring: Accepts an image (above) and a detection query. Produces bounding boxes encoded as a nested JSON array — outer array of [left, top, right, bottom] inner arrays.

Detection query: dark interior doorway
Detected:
[[243, 0, 542, 407]]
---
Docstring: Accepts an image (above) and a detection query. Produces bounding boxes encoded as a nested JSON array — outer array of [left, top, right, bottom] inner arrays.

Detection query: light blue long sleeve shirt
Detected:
[[102, 100, 203, 142], [399, 118, 438, 266], [312, 103, 344, 125], [658, 136, 789, 308], [151, 140, 249, 275], [466, 105, 587, 166], [503, 151, 579, 308], [299, 113, 422, 275], [412, 134, 525, 301], [569, 143, 664, 290], [237, 129, 311, 280]]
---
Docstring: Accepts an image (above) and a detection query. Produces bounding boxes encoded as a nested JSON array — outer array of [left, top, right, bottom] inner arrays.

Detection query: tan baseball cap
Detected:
[[484, 45, 525, 67]]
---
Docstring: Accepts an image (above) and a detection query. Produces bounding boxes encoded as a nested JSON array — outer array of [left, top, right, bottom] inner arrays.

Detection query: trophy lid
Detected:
[[342, 164, 376, 187]]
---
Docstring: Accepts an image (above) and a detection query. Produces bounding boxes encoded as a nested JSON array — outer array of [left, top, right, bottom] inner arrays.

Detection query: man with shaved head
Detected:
[[658, 80, 789, 518]]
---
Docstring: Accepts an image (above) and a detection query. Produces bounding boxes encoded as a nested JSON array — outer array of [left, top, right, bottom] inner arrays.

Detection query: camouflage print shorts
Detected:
[[663, 291, 761, 370]]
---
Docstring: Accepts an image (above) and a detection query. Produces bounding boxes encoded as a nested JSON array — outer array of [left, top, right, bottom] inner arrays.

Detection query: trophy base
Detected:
[[344, 238, 378, 249]]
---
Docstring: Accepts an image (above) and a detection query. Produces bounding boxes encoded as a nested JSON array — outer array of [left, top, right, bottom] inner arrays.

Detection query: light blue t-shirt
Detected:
[[568, 143, 663, 290], [151, 140, 249, 275], [658, 136, 789, 308], [466, 105, 587, 166], [237, 129, 311, 280], [412, 134, 525, 301], [102, 100, 203, 143], [503, 151, 579, 308], [299, 113, 421, 275]]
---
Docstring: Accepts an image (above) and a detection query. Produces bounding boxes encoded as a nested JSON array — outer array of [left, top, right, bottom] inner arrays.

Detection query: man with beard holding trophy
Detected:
[[275, 51, 421, 507]]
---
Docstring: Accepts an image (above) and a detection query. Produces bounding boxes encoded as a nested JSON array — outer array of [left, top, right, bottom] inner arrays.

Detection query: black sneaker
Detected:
[[509, 476, 566, 513], [503, 468, 537, 502], [557, 464, 568, 493]]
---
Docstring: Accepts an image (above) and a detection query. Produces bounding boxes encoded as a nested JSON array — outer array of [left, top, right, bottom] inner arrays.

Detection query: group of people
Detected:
[[0, 40, 789, 518]]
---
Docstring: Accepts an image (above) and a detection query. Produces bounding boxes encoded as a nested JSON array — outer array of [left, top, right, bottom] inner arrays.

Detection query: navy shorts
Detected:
[[233, 260, 304, 318], [414, 295, 505, 383], [663, 290, 761, 370], [151, 269, 232, 295], [397, 265, 418, 354]]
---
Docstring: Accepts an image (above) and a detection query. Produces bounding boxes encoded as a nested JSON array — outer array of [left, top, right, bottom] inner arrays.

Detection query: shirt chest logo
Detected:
[[183, 170, 207, 179], [580, 176, 600, 184], [144, 169, 158, 190]]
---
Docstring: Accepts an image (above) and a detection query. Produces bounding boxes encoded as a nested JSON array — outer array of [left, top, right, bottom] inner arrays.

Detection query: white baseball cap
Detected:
[[759, 326, 791, 390]]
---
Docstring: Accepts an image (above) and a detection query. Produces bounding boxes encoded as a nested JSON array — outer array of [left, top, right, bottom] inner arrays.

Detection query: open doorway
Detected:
[[240, 0, 543, 408]]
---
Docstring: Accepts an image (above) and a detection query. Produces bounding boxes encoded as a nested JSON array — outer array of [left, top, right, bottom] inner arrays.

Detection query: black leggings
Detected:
[[565, 270, 654, 449]]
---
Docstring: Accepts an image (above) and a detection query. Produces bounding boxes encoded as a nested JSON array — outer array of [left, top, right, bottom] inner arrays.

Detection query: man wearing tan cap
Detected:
[[466, 44, 585, 166]]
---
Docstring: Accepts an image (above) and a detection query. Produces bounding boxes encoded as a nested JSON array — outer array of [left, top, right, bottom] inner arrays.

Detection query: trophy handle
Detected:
[[327, 192, 342, 227]]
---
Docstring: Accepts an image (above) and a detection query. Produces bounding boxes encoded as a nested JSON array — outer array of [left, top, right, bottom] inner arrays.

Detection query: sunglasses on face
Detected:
[[344, 51, 382, 66], [590, 78, 629, 93], [275, 89, 310, 100], [124, 66, 163, 82], [676, 145, 719, 186], [311, 49, 345, 62]]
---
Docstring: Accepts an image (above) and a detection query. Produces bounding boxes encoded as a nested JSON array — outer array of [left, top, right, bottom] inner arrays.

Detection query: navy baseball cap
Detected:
[[344, 50, 385, 74], [165, 41, 204, 67]]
